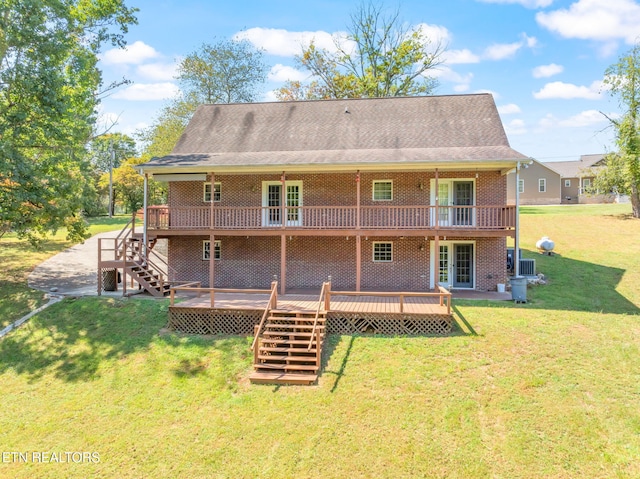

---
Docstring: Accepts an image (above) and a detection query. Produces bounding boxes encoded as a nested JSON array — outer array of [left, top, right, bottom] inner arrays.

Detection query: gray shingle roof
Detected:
[[141, 94, 529, 173], [543, 154, 606, 178]]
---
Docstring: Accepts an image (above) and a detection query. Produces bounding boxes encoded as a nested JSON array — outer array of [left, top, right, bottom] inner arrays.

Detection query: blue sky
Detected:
[[97, 0, 640, 162]]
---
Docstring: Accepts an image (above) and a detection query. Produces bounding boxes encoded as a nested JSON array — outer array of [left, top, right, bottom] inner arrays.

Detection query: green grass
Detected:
[[0, 216, 131, 329], [1, 205, 640, 478]]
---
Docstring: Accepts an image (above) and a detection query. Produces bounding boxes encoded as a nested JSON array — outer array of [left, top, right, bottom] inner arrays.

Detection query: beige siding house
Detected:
[[547, 154, 610, 204], [507, 158, 561, 205]]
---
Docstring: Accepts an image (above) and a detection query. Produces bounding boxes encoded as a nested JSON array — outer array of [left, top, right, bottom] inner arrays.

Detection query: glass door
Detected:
[[453, 181, 473, 226], [262, 181, 303, 227], [453, 243, 474, 288]]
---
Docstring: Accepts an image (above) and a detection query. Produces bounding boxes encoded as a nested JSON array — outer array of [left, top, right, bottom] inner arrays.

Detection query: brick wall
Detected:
[[166, 171, 508, 291], [168, 171, 506, 208]]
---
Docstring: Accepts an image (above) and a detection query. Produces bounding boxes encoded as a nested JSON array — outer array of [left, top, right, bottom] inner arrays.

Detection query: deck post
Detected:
[[324, 279, 331, 311], [280, 171, 286, 230], [356, 170, 361, 229], [209, 233, 215, 288], [433, 234, 440, 292], [270, 281, 278, 309], [280, 234, 286, 296], [356, 235, 361, 292], [97, 239, 102, 295], [209, 289, 215, 307], [209, 172, 215, 229]]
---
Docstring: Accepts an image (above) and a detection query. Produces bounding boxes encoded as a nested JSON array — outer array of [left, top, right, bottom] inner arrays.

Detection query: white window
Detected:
[[538, 178, 546, 193], [203, 240, 221, 260], [372, 180, 393, 201], [518, 179, 524, 194], [564, 179, 571, 188], [204, 182, 221, 202], [372, 242, 393, 262]]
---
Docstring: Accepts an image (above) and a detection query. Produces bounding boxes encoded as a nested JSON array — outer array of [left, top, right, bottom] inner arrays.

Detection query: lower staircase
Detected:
[[250, 310, 326, 385], [125, 262, 171, 297]]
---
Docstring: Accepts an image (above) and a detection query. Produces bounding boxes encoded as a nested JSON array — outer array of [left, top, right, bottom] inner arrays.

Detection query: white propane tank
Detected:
[[536, 236, 555, 255]]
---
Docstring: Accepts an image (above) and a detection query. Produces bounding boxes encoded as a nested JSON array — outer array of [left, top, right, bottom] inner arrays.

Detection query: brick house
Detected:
[[137, 94, 530, 294]]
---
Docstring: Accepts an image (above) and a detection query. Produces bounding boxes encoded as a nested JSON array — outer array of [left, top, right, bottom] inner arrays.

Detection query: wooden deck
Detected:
[[176, 291, 449, 316], [167, 286, 453, 336]]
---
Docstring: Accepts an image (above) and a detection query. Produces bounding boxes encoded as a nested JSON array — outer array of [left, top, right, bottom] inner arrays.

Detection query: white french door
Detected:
[[262, 181, 303, 227], [431, 241, 475, 289], [430, 179, 476, 227]]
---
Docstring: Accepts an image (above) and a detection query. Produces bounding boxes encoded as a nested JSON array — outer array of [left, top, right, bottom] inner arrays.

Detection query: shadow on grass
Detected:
[[459, 250, 639, 315], [0, 296, 252, 384]]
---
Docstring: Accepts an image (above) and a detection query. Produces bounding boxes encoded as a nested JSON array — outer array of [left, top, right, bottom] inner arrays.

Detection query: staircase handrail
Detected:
[[307, 281, 329, 351], [145, 244, 179, 285], [250, 281, 278, 352], [113, 214, 136, 260]]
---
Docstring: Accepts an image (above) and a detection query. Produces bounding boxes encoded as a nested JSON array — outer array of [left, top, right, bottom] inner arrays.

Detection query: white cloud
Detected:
[[268, 64, 308, 83], [454, 84, 471, 92], [559, 109, 611, 127], [444, 49, 481, 64], [538, 110, 618, 129], [137, 62, 178, 82], [432, 66, 474, 91], [477, 0, 553, 8], [233, 28, 343, 57], [412, 23, 452, 46], [533, 80, 604, 99], [101, 41, 161, 65], [505, 119, 527, 135], [498, 103, 522, 114], [111, 82, 180, 101], [483, 33, 537, 60], [532, 63, 564, 78], [483, 42, 523, 60], [536, 0, 640, 46]]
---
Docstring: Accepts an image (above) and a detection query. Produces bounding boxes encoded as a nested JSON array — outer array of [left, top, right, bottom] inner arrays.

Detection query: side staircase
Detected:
[[98, 213, 171, 298], [250, 309, 326, 385]]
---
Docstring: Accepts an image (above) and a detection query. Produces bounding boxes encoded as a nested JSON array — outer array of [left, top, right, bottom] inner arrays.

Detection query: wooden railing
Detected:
[[251, 281, 279, 352], [308, 281, 330, 351], [326, 286, 451, 315], [169, 282, 277, 309], [146, 205, 515, 231]]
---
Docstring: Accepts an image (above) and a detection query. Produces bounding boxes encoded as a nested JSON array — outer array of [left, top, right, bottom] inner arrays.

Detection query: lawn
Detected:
[[0, 216, 131, 329], [1, 205, 639, 478]]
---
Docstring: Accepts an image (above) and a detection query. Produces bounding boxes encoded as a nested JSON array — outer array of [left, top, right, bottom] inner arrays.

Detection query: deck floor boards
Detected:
[[175, 291, 450, 316]]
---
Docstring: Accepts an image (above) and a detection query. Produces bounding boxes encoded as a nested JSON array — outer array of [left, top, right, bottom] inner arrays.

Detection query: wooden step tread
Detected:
[[249, 372, 317, 385], [262, 331, 324, 338], [265, 323, 325, 330], [259, 347, 317, 353], [266, 316, 326, 323], [271, 310, 322, 315], [253, 363, 319, 372], [260, 339, 322, 346], [258, 355, 318, 362]]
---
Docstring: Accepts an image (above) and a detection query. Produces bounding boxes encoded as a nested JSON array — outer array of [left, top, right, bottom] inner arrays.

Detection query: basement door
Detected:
[[262, 181, 303, 227], [432, 241, 475, 289]]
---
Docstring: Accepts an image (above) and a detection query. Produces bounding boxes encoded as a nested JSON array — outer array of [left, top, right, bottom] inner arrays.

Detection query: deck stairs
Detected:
[[250, 310, 326, 385], [121, 233, 170, 298]]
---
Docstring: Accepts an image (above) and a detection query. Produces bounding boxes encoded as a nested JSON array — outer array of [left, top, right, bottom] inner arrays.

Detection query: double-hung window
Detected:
[[204, 182, 221, 202], [372, 180, 393, 201], [203, 240, 221, 260], [538, 178, 546, 193], [372, 242, 393, 262]]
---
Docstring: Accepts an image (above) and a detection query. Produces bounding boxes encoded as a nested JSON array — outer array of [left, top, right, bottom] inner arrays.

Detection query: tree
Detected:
[[140, 38, 268, 160], [275, 2, 445, 101], [83, 133, 138, 216], [0, 0, 138, 244], [100, 157, 144, 214], [596, 42, 640, 218]]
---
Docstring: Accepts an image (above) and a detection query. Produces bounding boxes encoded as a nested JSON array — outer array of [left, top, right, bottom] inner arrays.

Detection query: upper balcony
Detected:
[[146, 205, 516, 235]]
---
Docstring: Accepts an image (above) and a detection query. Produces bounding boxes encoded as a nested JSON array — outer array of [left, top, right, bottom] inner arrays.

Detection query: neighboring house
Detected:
[[506, 158, 561, 205], [543, 154, 613, 204], [119, 94, 529, 295]]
